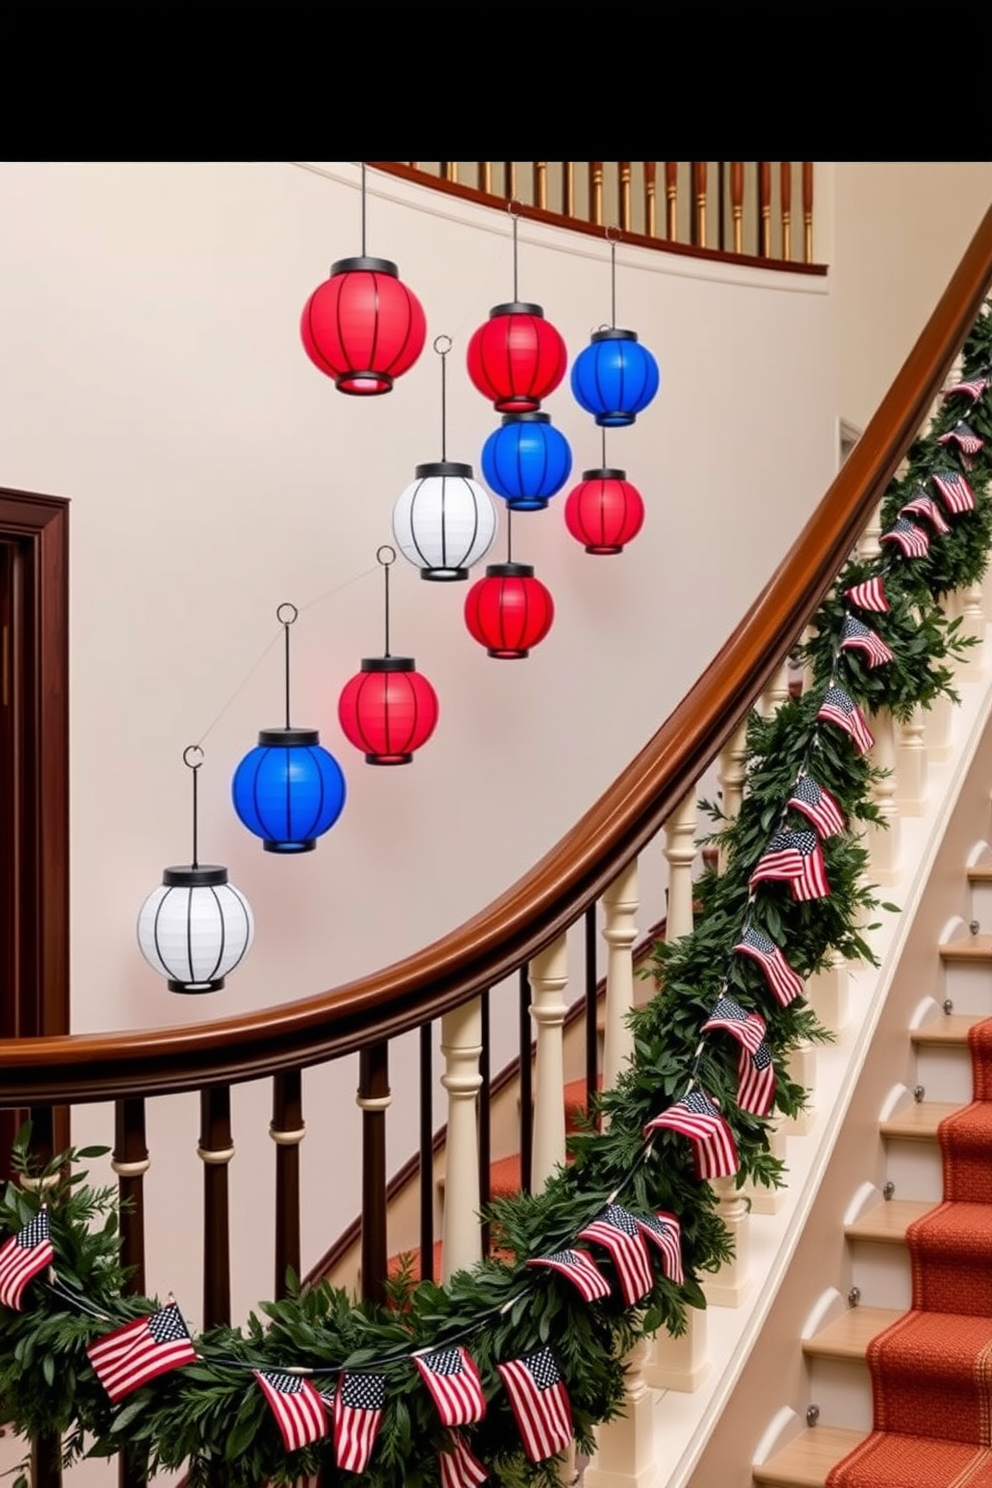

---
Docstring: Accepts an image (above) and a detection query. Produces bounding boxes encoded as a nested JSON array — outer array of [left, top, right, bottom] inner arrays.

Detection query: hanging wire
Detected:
[[182, 744, 204, 869], [601, 426, 607, 468], [360, 161, 367, 257], [606, 225, 621, 328], [433, 334, 452, 460], [276, 602, 298, 729], [377, 545, 396, 657], [506, 505, 513, 564], [508, 199, 521, 301]]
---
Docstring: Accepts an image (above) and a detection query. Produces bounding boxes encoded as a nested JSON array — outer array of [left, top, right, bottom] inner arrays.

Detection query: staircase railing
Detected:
[[2, 201, 991, 1488]]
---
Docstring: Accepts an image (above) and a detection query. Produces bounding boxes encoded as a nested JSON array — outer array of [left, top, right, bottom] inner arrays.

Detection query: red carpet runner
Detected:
[[827, 1019, 992, 1487]]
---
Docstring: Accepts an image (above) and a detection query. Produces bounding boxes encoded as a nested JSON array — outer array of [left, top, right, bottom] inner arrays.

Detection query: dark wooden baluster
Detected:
[[478, 162, 492, 195], [518, 968, 533, 1195], [271, 1070, 303, 1299], [780, 161, 793, 262], [665, 162, 678, 240], [504, 162, 516, 201], [198, 1085, 232, 1328], [803, 162, 814, 263], [113, 1101, 149, 1488], [419, 1023, 434, 1281], [584, 905, 598, 1116], [644, 162, 657, 237], [478, 990, 491, 1257], [533, 162, 547, 210], [27, 1105, 60, 1488], [589, 162, 604, 226], [692, 162, 707, 248], [618, 162, 631, 233], [358, 1042, 389, 1303], [730, 162, 744, 255], [758, 161, 772, 258], [717, 161, 726, 250], [441, 162, 458, 183], [561, 162, 574, 218], [408, 161, 418, 171]]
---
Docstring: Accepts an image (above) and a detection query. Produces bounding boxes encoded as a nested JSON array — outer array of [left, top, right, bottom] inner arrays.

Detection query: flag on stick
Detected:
[[938, 422, 983, 456], [845, 575, 889, 613], [749, 829, 829, 901], [86, 1300, 196, 1402], [880, 516, 930, 559], [335, 1371, 387, 1473], [932, 468, 976, 514], [526, 1248, 611, 1302], [634, 1212, 684, 1285], [439, 1434, 489, 1488], [0, 1209, 53, 1311], [414, 1347, 486, 1427], [733, 926, 804, 1006], [901, 488, 950, 535], [254, 1371, 328, 1453], [839, 615, 894, 668], [496, 1347, 573, 1464], [817, 686, 874, 755], [644, 1088, 739, 1179], [788, 774, 846, 838], [943, 373, 988, 401], [577, 1204, 654, 1305], [701, 996, 776, 1115]]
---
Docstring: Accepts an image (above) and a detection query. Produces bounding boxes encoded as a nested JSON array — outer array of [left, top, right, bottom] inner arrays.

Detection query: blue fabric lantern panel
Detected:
[[481, 413, 572, 511], [571, 329, 660, 427], [233, 728, 346, 852]]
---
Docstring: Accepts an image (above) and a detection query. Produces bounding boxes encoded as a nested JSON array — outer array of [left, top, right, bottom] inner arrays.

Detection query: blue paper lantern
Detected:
[[233, 728, 346, 853], [481, 413, 573, 511], [570, 329, 660, 427]]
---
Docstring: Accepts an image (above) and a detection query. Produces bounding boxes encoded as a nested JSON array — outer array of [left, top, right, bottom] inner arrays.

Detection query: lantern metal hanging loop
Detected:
[[571, 225, 660, 427]]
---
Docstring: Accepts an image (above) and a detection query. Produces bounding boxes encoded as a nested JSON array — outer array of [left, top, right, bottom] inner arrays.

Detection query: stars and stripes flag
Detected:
[[526, 1248, 611, 1303], [932, 468, 976, 514], [254, 1370, 328, 1453], [496, 1346, 573, 1464], [839, 615, 894, 668], [634, 1212, 684, 1286], [845, 575, 889, 613], [880, 516, 930, 559], [335, 1371, 387, 1473], [733, 926, 804, 1006], [900, 489, 950, 535], [643, 1088, 739, 1180], [938, 421, 984, 456], [701, 996, 776, 1116], [0, 1209, 54, 1311], [413, 1347, 486, 1427], [749, 829, 829, 901], [86, 1299, 197, 1402], [817, 686, 874, 756], [439, 1434, 489, 1488], [577, 1204, 654, 1306], [943, 373, 988, 401], [788, 774, 846, 838]]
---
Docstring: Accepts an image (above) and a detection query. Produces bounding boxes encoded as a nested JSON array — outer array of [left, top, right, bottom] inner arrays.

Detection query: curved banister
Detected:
[[3, 203, 992, 1107]]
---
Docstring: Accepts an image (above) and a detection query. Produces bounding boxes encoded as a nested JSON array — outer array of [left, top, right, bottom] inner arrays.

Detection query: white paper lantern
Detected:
[[137, 865, 254, 994], [392, 460, 497, 581]]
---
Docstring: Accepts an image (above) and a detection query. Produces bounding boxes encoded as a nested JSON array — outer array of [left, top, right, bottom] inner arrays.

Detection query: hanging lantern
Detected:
[[564, 466, 645, 554], [481, 413, 573, 512], [232, 604, 346, 852], [570, 228, 660, 427], [466, 207, 566, 414], [300, 163, 426, 395], [393, 336, 497, 580], [137, 746, 254, 995], [338, 547, 440, 764], [465, 562, 554, 660]]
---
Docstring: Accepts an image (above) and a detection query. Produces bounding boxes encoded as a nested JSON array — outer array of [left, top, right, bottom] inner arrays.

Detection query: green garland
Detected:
[[3, 305, 992, 1488]]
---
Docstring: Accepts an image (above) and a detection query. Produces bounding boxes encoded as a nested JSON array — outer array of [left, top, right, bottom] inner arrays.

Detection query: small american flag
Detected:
[[943, 373, 988, 401], [496, 1346, 573, 1464], [900, 489, 950, 535], [845, 575, 889, 613], [880, 516, 930, 559], [577, 1204, 654, 1306], [702, 996, 776, 1116], [634, 1212, 683, 1285], [733, 926, 804, 1007], [817, 686, 874, 756], [0, 1210, 54, 1311], [788, 774, 845, 838], [938, 421, 984, 456], [439, 1434, 489, 1488], [254, 1370, 328, 1453], [749, 829, 829, 901], [932, 468, 976, 514], [414, 1347, 486, 1427], [839, 615, 894, 668], [334, 1371, 387, 1473], [644, 1088, 739, 1180], [526, 1247, 611, 1303], [86, 1300, 197, 1402]]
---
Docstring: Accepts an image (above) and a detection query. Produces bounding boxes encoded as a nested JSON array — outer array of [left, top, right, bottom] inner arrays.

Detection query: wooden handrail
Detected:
[[2, 204, 991, 1108]]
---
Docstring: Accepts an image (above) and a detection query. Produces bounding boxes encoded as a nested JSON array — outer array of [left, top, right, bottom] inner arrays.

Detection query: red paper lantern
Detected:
[[301, 256, 427, 395], [338, 658, 439, 765], [466, 302, 567, 414], [464, 563, 554, 659], [564, 466, 645, 554]]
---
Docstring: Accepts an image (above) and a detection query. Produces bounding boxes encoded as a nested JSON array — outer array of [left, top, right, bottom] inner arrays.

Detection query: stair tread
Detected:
[[845, 1197, 933, 1242], [939, 933, 992, 962], [802, 1305, 900, 1359], [879, 1100, 960, 1138], [967, 862, 992, 882], [753, 1426, 865, 1487], [910, 1013, 983, 1046]]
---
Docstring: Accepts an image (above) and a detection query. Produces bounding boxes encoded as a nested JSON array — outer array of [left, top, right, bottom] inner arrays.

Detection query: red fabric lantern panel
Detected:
[[464, 563, 555, 659], [564, 467, 645, 554], [466, 302, 567, 414], [338, 658, 439, 764], [301, 256, 427, 395]]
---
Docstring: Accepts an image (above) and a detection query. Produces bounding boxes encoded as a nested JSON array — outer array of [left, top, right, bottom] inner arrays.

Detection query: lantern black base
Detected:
[[494, 398, 542, 415], [335, 371, 393, 396], [421, 568, 468, 582], [585, 545, 623, 555], [487, 649, 528, 660], [506, 497, 549, 512], [365, 753, 413, 765], [594, 413, 637, 428], [167, 977, 225, 994], [263, 840, 317, 853]]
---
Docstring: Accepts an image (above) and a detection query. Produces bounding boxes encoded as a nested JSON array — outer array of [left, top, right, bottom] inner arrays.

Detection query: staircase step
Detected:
[[802, 1305, 900, 1361], [940, 933, 992, 961], [879, 1100, 958, 1140], [845, 1198, 932, 1244], [753, 1426, 865, 1486], [910, 1013, 982, 1046]]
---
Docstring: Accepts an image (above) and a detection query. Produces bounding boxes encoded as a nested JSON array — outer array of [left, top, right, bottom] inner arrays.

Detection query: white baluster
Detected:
[[663, 790, 698, 941], [585, 1337, 654, 1488], [858, 502, 883, 560], [866, 708, 900, 884], [923, 692, 954, 760], [601, 858, 639, 1093], [529, 934, 568, 1190], [742, 1117, 788, 1214], [761, 659, 791, 715], [718, 720, 749, 874], [895, 707, 928, 816], [643, 1309, 709, 1392], [956, 583, 985, 677], [807, 949, 850, 1035], [440, 997, 482, 1281], [703, 1175, 751, 1306], [781, 1041, 816, 1136]]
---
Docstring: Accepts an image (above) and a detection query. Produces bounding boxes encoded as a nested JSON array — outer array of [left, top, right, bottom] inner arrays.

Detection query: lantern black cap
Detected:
[[330, 255, 399, 278]]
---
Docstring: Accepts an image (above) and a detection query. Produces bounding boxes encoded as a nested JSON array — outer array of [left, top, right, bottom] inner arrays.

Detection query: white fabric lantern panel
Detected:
[[137, 865, 254, 994], [392, 460, 497, 581]]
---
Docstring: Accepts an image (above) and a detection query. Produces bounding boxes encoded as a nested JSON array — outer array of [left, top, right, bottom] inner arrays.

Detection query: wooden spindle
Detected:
[[780, 161, 793, 262], [408, 162, 418, 172], [198, 1085, 233, 1328], [584, 904, 598, 1115], [518, 968, 533, 1194], [601, 858, 639, 1093], [663, 790, 698, 938], [440, 998, 482, 1281], [758, 162, 771, 257], [442, 162, 458, 183], [896, 708, 928, 815], [692, 161, 707, 247], [561, 162, 574, 218], [419, 1023, 434, 1280], [27, 1106, 61, 1488], [477, 162, 492, 195], [357, 1042, 390, 1302], [717, 719, 750, 873], [478, 989, 491, 1257], [529, 934, 568, 1189], [867, 709, 901, 884], [803, 162, 814, 262], [704, 1176, 752, 1305], [589, 162, 604, 226], [618, 162, 631, 233], [270, 1070, 304, 1299], [533, 161, 547, 210], [730, 162, 744, 254], [504, 161, 516, 200], [585, 1337, 653, 1488], [644, 162, 657, 237], [113, 1098, 148, 1295], [665, 162, 678, 239]]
